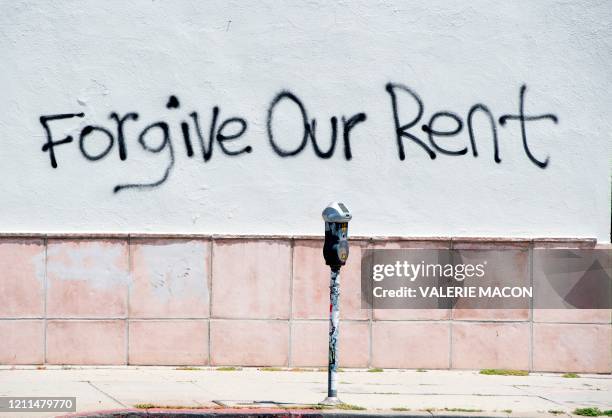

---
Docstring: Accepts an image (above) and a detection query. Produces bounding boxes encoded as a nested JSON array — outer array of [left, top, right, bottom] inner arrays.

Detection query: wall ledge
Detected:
[[0, 232, 600, 246]]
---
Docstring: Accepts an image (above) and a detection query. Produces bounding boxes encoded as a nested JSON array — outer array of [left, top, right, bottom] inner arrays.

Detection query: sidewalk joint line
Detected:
[[85, 380, 127, 408]]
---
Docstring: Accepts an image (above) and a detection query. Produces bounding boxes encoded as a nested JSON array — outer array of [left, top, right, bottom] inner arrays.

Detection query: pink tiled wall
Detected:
[[0, 235, 609, 373]]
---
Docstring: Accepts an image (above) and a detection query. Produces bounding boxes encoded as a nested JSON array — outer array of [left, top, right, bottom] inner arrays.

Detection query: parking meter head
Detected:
[[322, 202, 352, 223], [322, 202, 352, 269]]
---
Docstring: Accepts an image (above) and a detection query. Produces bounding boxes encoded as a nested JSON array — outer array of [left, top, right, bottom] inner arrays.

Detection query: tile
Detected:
[[0, 239, 45, 318], [452, 239, 531, 250], [452, 247, 530, 320], [212, 240, 291, 319], [374, 309, 450, 321], [371, 321, 450, 369], [370, 239, 450, 321], [46, 320, 126, 365], [452, 309, 529, 321], [210, 320, 288, 366], [130, 239, 210, 318], [533, 239, 597, 249], [129, 320, 208, 365], [46, 240, 129, 318], [339, 321, 370, 367], [370, 240, 451, 249], [452, 322, 529, 370], [292, 240, 367, 320], [0, 320, 44, 364], [533, 309, 610, 323], [532, 246, 610, 311], [533, 323, 611, 373], [290, 320, 369, 367], [371, 240, 451, 321]]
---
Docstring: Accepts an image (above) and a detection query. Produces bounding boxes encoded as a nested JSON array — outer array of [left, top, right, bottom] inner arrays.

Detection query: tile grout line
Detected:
[[126, 235, 131, 366], [208, 238, 214, 367], [43, 236, 48, 365], [529, 240, 534, 371], [449, 238, 454, 370], [367, 239, 373, 368], [288, 238, 295, 367]]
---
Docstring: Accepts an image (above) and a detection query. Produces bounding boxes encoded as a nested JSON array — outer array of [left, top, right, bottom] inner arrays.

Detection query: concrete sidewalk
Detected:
[[0, 366, 610, 417]]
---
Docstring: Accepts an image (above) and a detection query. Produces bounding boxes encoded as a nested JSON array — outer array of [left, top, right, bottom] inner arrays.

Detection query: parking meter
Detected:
[[322, 202, 352, 270], [320, 202, 352, 406]]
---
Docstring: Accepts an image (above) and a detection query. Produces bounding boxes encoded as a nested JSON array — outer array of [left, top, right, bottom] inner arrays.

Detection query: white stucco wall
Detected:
[[1, 0, 610, 241]]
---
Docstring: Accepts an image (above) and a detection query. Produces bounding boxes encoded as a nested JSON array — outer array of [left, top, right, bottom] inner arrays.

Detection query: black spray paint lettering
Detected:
[[39, 84, 558, 193], [113, 121, 175, 193], [386, 83, 557, 167], [39, 113, 85, 168], [39, 95, 251, 193], [498, 85, 558, 168], [109, 112, 138, 161], [79, 125, 115, 161], [266, 90, 367, 160]]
